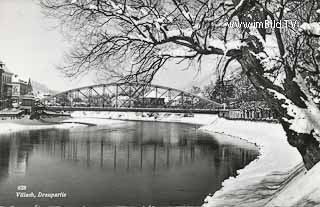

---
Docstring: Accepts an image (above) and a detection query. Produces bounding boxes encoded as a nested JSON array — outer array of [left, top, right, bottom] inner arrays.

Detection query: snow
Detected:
[[0, 116, 130, 135], [0, 123, 81, 135], [158, 47, 197, 57], [70, 111, 218, 125], [89, 4, 97, 10], [234, 0, 245, 10], [268, 88, 320, 142], [206, 39, 245, 52], [62, 117, 125, 126], [300, 22, 320, 36], [166, 28, 193, 37], [225, 40, 245, 51], [12, 75, 28, 84], [266, 161, 320, 206], [224, 0, 234, 7], [201, 118, 303, 207]]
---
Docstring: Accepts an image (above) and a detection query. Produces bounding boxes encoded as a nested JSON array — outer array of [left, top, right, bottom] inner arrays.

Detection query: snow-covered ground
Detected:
[[70, 111, 218, 125], [201, 119, 304, 207], [0, 115, 126, 135], [61, 117, 125, 126], [266, 161, 320, 207], [0, 122, 83, 134]]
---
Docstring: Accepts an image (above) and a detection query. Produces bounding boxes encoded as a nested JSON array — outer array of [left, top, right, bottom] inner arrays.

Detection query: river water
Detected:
[[0, 121, 259, 206]]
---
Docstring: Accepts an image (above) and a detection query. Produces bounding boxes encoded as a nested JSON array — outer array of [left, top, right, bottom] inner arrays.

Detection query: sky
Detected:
[[0, 0, 220, 92]]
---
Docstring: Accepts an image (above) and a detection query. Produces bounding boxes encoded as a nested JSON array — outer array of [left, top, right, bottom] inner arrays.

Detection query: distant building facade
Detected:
[[0, 60, 35, 110], [10, 75, 35, 113], [11, 75, 33, 103], [0, 61, 13, 109]]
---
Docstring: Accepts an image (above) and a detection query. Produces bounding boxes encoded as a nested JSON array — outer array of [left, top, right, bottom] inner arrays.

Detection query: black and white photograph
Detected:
[[0, 0, 320, 206]]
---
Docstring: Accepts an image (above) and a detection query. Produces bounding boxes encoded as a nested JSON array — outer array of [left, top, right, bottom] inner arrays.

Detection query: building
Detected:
[[134, 97, 165, 107], [0, 61, 13, 109], [11, 75, 33, 105], [20, 94, 36, 113], [10, 75, 35, 113]]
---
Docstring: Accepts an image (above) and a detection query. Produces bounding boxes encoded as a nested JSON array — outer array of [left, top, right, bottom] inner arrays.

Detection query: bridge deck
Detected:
[[40, 106, 225, 114]]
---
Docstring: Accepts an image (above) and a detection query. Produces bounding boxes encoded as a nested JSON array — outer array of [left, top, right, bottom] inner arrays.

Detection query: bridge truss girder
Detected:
[[44, 82, 223, 109]]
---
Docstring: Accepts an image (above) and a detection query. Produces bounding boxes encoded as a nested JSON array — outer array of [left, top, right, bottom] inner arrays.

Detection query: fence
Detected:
[[219, 108, 278, 122]]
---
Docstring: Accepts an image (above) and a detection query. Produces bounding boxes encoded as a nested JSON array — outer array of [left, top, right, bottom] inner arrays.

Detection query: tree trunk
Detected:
[[281, 121, 320, 170], [237, 36, 320, 170]]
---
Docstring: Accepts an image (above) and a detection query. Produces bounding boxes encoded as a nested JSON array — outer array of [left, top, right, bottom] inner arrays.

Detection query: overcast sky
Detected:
[[0, 0, 218, 92]]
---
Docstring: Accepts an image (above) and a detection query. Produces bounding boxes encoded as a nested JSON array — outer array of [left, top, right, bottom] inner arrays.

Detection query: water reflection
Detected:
[[0, 121, 259, 206]]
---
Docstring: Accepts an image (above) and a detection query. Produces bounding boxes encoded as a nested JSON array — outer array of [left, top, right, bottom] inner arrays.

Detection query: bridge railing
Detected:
[[218, 108, 278, 122]]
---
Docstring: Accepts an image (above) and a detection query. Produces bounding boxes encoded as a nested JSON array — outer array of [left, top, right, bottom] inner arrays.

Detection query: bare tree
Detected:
[[41, 0, 320, 169]]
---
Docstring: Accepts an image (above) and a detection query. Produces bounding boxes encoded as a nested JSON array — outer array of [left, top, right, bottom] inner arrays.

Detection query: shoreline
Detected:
[[0, 111, 311, 206], [65, 111, 306, 206], [200, 119, 303, 207]]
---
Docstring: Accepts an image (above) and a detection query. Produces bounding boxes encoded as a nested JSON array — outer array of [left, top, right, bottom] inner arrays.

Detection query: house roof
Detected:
[[12, 75, 28, 84], [0, 60, 13, 74]]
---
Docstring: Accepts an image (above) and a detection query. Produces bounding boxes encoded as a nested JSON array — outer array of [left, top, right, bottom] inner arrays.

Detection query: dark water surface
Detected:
[[0, 121, 259, 206]]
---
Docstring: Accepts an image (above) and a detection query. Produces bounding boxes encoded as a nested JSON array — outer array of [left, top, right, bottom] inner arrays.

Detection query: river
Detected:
[[0, 121, 259, 206]]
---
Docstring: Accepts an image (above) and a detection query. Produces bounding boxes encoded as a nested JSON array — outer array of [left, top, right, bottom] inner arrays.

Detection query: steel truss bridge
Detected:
[[41, 82, 225, 114]]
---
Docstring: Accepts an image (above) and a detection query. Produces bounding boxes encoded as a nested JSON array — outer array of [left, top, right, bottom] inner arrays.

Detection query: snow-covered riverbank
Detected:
[[69, 111, 218, 125], [201, 119, 304, 207], [0, 122, 81, 134], [0, 115, 126, 135]]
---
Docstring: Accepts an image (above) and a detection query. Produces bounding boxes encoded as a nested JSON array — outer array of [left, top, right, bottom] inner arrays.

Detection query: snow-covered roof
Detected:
[[0, 60, 13, 74], [12, 75, 28, 84]]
